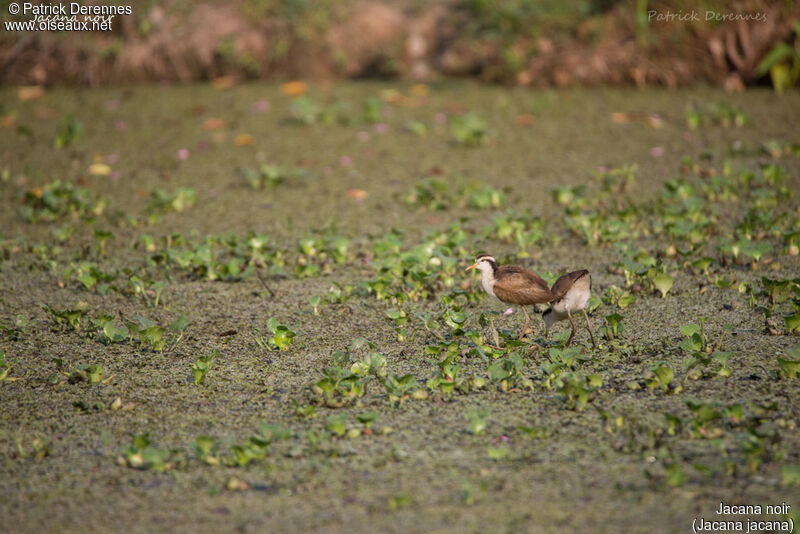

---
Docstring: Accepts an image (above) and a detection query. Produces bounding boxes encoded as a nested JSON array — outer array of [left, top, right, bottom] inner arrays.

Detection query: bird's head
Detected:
[[466, 253, 497, 275], [542, 308, 557, 331]]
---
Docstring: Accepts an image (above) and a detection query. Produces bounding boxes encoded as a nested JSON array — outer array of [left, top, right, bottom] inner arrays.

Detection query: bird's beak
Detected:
[[465, 263, 478, 272]]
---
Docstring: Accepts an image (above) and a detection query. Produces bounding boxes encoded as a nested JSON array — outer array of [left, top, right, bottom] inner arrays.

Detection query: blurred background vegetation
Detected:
[[1, 0, 798, 90]]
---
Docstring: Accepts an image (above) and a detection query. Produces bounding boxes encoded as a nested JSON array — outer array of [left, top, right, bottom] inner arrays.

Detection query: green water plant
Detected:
[[0, 352, 12, 382], [254, 318, 296, 351], [241, 164, 302, 189], [53, 116, 84, 148], [191, 350, 218, 385], [380, 374, 422, 406], [120, 434, 175, 472], [553, 371, 602, 411], [756, 22, 800, 94], [22, 180, 106, 223], [451, 112, 489, 146], [643, 362, 677, 394], [289, 96, 320, 125], [487, 352, 532, 391], [42, 304, 89, 331], [146, 187, 197, 216], [190, 435, 221, 466], [777, 344, 800, 379], [602, 313, 623, 341], [465, 407, 489, 436]]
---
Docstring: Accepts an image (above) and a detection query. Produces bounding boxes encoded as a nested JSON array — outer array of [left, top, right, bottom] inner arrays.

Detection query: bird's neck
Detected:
[[480, 268, 497, 297]]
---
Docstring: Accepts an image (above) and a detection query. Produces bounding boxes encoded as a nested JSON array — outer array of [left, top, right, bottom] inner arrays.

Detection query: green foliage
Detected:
[[146, 188, 197, 215], [356, 411, 379, 430], [487, 446, 509, 460], [289, 96, 320, 125], [0, 315, 29, 341], [777, 344, 800, 379], [47, 359, 105, 386], [42, 304, 89, 331], [257, 318, 296, 351], [644, 362, 676, 394], [685, 102, 748, 129], [385, 307, 411, 341], [380, 373, 422, 406], [0, 352, 12, 382], [241, 163, 306, 189], [363, 97, 383, 124], [553, 371, 602, 410], [63, 262, 117, 294], [308, 349, 384, 408], [21, 181, 106, 223], [325, 414, 347, 437], [786, 312, 800, 334], [679, 322, 705, 353], [111, 314, 188, 352], [53, 116, 84, 148], [450, 113, 489, 146], [782, 465, 800, 487], [651, 272, 673, 298], [465, 407, 489, 435], [190, 435, 221, 466], [149, 232, 281, 281], [485, 210, 544, 256], [601, 313, 623, 340], [309, 295, 323, 315], [191, 350, 218, 385], [756, 22, 800, 94], [487, 352, 531, 391], [121, 434, 175, 472], [405, 177, 451, 210]]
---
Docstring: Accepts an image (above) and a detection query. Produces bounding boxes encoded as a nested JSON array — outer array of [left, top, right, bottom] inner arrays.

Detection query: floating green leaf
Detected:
[[652, 272, 674, 298]]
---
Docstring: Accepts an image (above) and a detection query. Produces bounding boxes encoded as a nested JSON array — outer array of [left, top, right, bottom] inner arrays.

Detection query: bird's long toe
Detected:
[[517, 327, 534, 340]]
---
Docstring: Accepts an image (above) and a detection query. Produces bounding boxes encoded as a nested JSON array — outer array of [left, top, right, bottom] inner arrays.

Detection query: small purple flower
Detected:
[[107, 153, 119, 164], [114, 120, 127, 131], [373, 123, 389, 134], [504, 307, 514, 315], [252, 100, 270, 113], [340, 155, 353, 166], [177, 149, 190, 160], [650, 146, 665, 157]]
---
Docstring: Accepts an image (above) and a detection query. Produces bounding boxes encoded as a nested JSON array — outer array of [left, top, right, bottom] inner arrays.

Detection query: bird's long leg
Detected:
[[583, 309, 597, 348], [518, 307, 533, 340], [566, 310, 576, 347]]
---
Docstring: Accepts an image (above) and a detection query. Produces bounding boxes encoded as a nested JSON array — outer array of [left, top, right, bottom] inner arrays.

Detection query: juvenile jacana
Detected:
[[466, 253, 554, 340], [542, 269, 596, 348]]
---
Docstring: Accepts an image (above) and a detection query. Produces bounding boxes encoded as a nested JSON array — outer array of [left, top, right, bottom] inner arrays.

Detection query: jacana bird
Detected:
[[542, 269, 596, 348], [466, 253, 554, 341]]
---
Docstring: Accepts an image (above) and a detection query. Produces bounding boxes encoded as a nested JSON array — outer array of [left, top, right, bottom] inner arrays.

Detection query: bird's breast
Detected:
[[480, 271, 496, 297]]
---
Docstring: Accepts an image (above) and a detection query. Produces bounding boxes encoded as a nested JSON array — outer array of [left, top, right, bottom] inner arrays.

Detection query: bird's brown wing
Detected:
[[493, 266, 554, 305], [550, 269, 591, 301]]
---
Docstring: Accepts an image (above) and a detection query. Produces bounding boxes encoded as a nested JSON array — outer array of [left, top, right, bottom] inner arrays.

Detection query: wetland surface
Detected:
[[1, 82, 799, 533]]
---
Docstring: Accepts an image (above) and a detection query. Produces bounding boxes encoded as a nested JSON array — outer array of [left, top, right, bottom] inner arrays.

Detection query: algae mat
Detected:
[[1, 82, 800, 533]]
